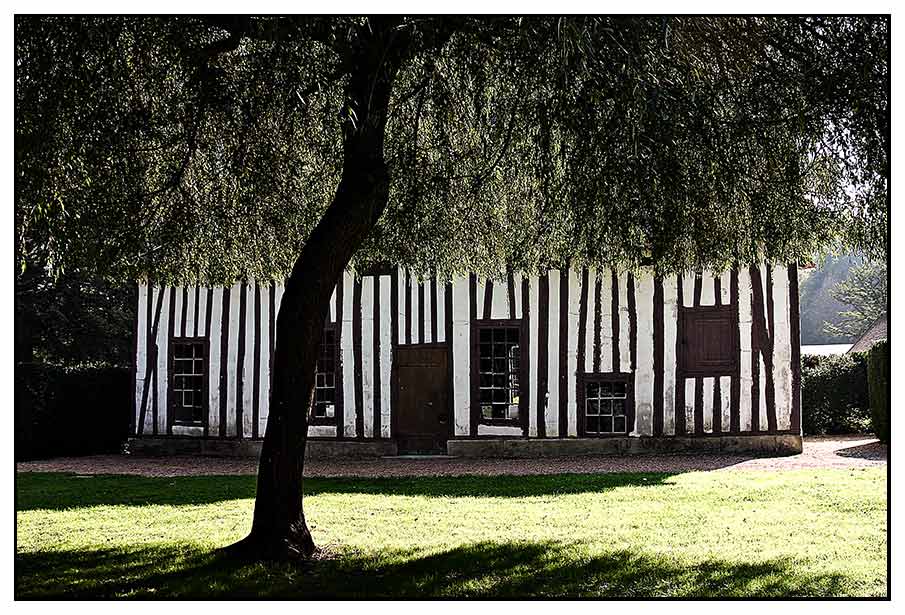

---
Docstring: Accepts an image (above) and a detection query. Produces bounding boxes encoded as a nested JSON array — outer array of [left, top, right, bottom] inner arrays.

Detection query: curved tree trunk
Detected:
[[228, 19, 410, 561]]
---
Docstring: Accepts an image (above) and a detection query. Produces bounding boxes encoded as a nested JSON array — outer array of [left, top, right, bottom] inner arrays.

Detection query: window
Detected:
[[679, 305, 737, 375], [172, 339, 206, 424], [477, 326, 521, 421], [312, 327, 337, 420], [583, 379, 629, 435]]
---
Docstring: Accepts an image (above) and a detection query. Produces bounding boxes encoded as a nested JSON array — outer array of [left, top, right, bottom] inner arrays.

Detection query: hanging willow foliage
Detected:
[[16, 16, 887, 283]]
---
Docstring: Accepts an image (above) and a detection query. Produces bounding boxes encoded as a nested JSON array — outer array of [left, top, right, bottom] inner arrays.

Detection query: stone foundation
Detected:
[[125, 437, 398, 459], [445, 434, 802, 458], [126, 434, 800, 459]]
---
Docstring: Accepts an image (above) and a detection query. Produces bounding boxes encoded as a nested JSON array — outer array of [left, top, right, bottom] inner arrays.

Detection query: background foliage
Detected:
[[800, 353, 871, 435], [867, 340, 888, 443], [15, 363, 132, 461], [15, 16, 889, 286]]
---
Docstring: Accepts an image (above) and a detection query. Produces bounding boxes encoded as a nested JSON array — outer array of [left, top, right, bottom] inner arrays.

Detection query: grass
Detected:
[[16, 468, 887, 598]]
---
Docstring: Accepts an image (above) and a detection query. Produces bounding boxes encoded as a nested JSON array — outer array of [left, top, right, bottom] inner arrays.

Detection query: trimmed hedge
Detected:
[[867, 340, 889, 443], [801, 352, 871, 435], [15, 363, 131, 461]]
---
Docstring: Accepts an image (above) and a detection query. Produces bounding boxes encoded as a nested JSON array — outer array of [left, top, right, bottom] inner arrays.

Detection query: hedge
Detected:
[[867, 340, 889, 443], [15, 363, 131, 461], [801, 352, 871, 435]]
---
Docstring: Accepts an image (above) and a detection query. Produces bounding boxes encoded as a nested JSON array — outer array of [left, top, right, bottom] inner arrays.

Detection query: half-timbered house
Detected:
[[130, 264, 802, 457]]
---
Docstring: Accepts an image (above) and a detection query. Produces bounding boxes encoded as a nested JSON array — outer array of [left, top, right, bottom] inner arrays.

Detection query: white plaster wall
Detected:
[[308, 425, 337, 438], [491, 277, 509, 320], [719, 271, 731, 306], [361, 277, 375, 438], [242, 283, 255, 438], [682, 274, 695, 308], [258, 284, 270, 436], [772, 266, 793, 430], [702, 376, 714, 433], [208, 287, 222, 435], [513, 273, 524, 320], [156, 286, 170, 434], [737, 268, 753, 432], [134, 284, 148, 433], [600, 271, 613, 372], [225, 283, 240, 437], [196, 286, 208, 338], [618, 272, 631, 373], [684, 377, 695, 434], [634, 275, 655, 436], [546, 271, 561, 436], [700, 273, 716, 306], [341, 272, 356, 438], [185, 286, 196, 337], [583, 270, 595, 373], [663, 278, 678, 436], [477, 424, 523, 437], [720, 375, 732, 433], [435, 280, 446, 343], [397, 268, 407, 345], [379, 275, 392, 437], [528, 274, 539, 437], [567, 268, 581, 436], [173, 286, 184, 338], [452, 276, 471, 435], [328, 283, 336, 323], [411, 277, 421, 344]]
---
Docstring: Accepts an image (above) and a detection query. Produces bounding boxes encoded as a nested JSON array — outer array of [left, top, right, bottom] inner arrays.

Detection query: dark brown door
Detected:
[[395, 346, 449, 453]]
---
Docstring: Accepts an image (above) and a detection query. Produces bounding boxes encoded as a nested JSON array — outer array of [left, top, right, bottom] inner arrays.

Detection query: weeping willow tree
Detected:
[[15, 15, 888, 559]]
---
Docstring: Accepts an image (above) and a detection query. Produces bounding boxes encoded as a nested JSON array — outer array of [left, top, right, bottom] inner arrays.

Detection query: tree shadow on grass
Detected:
[[835, 441, 886, 461], [15, 539, 865, 599], [17, 472, 678, 511]]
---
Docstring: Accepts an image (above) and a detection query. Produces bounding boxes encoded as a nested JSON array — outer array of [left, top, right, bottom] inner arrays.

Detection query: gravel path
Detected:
[[16, 435, 885, 479]]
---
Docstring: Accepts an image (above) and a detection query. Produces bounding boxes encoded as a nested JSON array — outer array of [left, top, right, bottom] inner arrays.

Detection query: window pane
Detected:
[[482, 405, 493, 419], [601, 416, 613, 433], [586, 382, 599, 398], [507, 328, 519, 343], [612, 399, 626, 417], [587, 399, 599, 415], [480, 329, 492, 343], [614, 416, 626, 433], [586, 416, 599, 434], [612, 382, 626, 397], [600, 382, 612, 396]]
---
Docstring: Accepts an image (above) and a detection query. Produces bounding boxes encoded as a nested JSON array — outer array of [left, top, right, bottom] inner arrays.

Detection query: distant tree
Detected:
[[824, 259, 887, 339], [15, 266, 132, 366], [797, 253, 859, 344], [15, 16, 889, 560]]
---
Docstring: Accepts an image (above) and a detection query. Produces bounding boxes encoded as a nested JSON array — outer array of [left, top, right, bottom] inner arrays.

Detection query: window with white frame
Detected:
[[584, 379, 629, 435], [172, 339, 206, 424], [477, 326, 521, 421]]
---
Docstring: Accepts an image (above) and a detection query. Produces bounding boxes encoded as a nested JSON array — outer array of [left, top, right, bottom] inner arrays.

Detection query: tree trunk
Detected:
[[227, 20, 410, 561]]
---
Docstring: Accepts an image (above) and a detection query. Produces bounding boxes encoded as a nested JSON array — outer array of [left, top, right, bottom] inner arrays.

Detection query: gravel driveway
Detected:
[[16, 435, 885, 479]]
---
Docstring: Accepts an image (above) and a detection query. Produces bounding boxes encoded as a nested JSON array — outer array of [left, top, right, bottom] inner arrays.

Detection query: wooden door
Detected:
[[395, 346, 449, 453]]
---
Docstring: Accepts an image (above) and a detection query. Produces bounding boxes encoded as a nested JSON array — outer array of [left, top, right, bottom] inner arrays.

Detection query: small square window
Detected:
[[583, 376, 631, 436]]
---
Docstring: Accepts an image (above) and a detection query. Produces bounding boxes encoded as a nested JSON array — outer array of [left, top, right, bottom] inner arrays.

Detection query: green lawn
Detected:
[[16, 468, 887, 598]]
